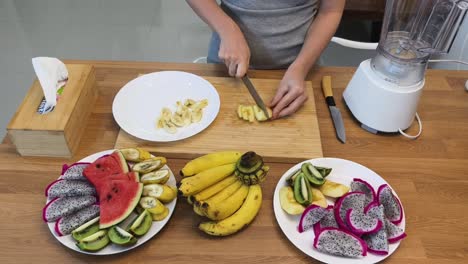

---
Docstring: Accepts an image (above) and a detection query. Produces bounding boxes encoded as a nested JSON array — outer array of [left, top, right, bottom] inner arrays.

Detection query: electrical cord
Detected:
[[428, 59, 468, 65]]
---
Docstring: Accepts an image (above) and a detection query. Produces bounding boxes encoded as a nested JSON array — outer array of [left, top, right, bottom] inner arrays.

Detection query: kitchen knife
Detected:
[[322, 76, 346, 143], [241, 74, 270, 119]]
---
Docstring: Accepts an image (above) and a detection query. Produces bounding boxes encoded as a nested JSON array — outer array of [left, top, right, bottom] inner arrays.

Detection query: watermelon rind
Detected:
[[99, 183, 143, 229], [113, 151, 130, 174]]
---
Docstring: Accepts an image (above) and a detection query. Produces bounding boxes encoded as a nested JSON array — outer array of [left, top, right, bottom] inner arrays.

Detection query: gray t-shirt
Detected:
[[207, 0, 319, 69]]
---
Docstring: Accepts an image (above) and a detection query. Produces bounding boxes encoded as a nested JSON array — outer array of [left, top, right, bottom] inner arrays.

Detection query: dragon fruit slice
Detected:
[[385, 218, 407, 243], [334, 192, 367, 230], [313, 227, 368, 257], [378, 184, 403, 224], [55, 205, 100, 236], [346, 202, 383, 235], [362, 205, 389, 255], [43, 195, 97, 222], [298, 205, 329, 233], [60, 162, 90, 181], [45, 179, 96, 199], [350, 178, 376, 205], [313, 205, 338, 236]]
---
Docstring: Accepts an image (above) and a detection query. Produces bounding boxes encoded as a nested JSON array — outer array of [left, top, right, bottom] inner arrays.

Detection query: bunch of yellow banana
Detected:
[[178, 151, 266, 236]]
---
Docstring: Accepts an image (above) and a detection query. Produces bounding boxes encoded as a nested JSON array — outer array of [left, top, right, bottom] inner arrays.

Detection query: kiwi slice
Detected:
[[72, 216, 100, 241], [76, 230, 110, 252], [108, 226, 137, 246], [293, 173, 312, 206], [315, 166, 332, 178], [129, 210, 153, 236], [301, 163, 325, 186]]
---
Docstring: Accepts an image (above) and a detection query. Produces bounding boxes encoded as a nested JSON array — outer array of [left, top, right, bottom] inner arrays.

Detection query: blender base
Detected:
[[343, 59, 424, 133]]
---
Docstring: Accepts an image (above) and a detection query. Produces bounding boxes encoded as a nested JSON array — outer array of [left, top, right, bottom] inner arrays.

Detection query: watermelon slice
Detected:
[[99, 180, 143, 229], [94, 172, 140, 192], [83, 151, 130, 188]]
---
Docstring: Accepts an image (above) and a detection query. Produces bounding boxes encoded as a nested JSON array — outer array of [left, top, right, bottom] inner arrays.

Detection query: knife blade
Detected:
[[241, 75, 270, 119], [322, 76, 346, 143]]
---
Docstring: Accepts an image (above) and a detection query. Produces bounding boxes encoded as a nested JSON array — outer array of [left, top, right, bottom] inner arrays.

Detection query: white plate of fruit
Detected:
[[43, 148, 177, 255], [273, 158, 406, 264]]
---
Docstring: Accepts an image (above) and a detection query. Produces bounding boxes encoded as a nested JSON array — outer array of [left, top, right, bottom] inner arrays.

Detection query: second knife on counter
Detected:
[[322, 76, 346, 143]]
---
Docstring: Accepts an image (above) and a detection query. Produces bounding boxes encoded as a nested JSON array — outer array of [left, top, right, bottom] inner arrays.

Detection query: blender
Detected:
[[342, 0, 468, 137]]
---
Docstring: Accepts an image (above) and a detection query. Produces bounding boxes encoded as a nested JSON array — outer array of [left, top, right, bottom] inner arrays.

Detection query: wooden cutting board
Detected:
[[114, 76, 323, 162]]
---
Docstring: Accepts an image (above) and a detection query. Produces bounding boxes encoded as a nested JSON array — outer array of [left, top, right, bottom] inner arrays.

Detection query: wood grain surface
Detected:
[[114, 76, 323, 162], [1, 61, 467, 264]]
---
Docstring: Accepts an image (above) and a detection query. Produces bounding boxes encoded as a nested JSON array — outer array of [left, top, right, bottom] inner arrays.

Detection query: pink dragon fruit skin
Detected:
[[350, 178, 376, 206], [54, 205, 100, 236], [362, 204, 389, 255], [334, 192, 367, 231], [60, 162, 91, 181], [42, 196, 97, 222], [345, 203, 383, 235], [313, 227, 368, 257], [298, 205, 329, 233], [313, 205, 337, 236], [377, 184, 403, 224]]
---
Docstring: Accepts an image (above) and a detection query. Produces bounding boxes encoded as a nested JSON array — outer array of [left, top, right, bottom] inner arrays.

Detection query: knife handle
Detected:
[[322, 76, 335, 106]]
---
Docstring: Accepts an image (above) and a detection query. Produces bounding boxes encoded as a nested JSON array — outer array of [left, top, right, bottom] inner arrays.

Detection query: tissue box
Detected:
[[7, 64, 97, 157]]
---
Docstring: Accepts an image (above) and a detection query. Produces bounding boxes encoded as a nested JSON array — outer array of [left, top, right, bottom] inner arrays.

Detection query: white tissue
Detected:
[[32, 57, 69, 114]]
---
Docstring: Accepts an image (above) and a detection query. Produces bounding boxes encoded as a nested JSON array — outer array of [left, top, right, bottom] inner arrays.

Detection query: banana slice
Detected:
[[191, 110, 203, 123], [184, 99, 196, 107], [171, 114, 185, 127], [156, 117, 164, 129], [156, 98, 208, 133], [253, 105, 266, 121], [237, 105, 244, 119], [244, 106, 255, 122], [163, 120, 177, 134], [192, 99, 209, 112]]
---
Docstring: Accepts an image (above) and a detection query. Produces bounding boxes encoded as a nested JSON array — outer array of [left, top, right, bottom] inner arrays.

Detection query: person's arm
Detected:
[[186, 0, 250, 77], [270, 0, 345, 119]]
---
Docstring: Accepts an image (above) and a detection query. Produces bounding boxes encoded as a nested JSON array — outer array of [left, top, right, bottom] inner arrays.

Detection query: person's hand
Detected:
[[270, 66, 308, 119], [218, 27, 250, 78]]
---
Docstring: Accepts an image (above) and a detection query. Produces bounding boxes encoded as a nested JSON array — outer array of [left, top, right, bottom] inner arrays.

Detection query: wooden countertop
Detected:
[[1, 61, 467, 263]]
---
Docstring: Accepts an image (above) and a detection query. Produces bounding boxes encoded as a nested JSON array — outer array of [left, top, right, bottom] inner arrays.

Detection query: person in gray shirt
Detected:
[[187, 0, 345, 119]]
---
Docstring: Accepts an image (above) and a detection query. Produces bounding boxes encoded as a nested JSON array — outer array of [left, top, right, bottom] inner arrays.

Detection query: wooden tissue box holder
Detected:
[[7, 64, 97, 157]]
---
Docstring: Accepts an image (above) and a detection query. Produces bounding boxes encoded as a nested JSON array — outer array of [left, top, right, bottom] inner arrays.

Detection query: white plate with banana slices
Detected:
[[113, 71, 220, 142]]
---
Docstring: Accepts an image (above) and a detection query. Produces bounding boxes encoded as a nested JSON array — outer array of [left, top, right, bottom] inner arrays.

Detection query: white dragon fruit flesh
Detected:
[[350, 178, 376, 206], [314, 227, 368, 257], [313, 205, 338, 236], [42, 195, 97, 222], [385, 218, 407, 243], [362, 204, 389, 255], [334, 192, 366, 231], [54, 205, 100, 236], [60, 162, 91, 181], [378, 184, 403, 224], [298, 205, 329, 233], [346, 201, 383, 235], [45, 179, 96, 199]]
